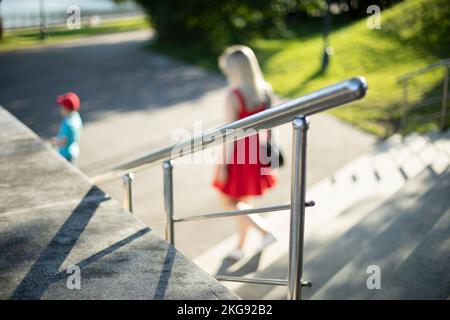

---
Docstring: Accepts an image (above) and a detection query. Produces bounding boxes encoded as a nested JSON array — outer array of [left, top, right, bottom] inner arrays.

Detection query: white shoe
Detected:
[[257, 232, 278, 252], [236, 202, 252, 210], [227, 248, 244, 261]]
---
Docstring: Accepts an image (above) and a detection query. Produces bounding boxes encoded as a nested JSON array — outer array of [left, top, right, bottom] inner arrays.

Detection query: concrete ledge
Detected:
[[0, 106, 237, 300]]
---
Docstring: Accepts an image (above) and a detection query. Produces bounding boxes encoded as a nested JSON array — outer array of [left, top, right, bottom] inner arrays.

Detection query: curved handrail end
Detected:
[[349, 76, 368, 99]]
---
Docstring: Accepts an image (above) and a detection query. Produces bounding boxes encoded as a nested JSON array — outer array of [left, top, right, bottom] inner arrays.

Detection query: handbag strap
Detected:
[[232, 88, 246, 115]]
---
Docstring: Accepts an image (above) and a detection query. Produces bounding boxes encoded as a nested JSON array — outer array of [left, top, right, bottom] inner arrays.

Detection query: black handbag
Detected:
[[261, 140, 284, 168], [259, 92, 284, 168]]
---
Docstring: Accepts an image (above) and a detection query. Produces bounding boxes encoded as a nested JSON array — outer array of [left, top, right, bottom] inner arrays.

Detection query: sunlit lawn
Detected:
[[253, 0, 448, 136]]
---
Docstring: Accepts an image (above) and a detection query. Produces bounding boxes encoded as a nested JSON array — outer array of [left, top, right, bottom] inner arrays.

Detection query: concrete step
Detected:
[[371, 207, 450, 300], [262, 167, 450, 300], [309, 168, 450, 299], [192, 130, 450, 299], [0, 106, 237, 300]]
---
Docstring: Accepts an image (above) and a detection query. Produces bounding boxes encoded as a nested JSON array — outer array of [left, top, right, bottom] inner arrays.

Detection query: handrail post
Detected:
[[288, 115, 310, 300], [440, 65, 448, 131], [400, 79, 409, 134], [163, 160, 175, 245], [122, 173, 134, 213]]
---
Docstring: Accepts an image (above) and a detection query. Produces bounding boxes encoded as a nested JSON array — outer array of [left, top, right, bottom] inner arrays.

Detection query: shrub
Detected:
[[136, 0, 296, 53]]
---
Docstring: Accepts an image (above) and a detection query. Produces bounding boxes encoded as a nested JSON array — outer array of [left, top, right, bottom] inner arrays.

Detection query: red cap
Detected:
[[56, 92, 80, 111]]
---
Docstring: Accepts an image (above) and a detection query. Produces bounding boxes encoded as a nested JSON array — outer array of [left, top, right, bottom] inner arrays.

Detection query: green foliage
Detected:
[[342, 0, 404, 19], [295, 0, 403, 18], [381, 0, 450, 58], [136, 0, 296, 53], [136, 0, 408, 54]]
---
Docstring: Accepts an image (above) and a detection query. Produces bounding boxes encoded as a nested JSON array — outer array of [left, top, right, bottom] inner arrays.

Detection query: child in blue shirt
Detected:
[[52, 92, 83, 162]]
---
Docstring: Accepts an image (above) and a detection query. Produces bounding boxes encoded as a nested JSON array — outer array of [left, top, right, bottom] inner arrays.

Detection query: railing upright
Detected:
[[440, 65, 449, 131], [288, 116, 310, 300], [400, 79, 409, 133], [122, 173, 134, 213], [163, 160, 175, 245]]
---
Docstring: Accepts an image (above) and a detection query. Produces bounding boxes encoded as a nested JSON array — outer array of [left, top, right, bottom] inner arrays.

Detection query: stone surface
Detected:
[[206, 130, 450, 299], [0, 107, 237, 300]]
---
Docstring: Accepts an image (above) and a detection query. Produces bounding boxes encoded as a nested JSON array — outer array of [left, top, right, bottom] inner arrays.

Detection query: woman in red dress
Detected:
[[213, 45, 278, 261]]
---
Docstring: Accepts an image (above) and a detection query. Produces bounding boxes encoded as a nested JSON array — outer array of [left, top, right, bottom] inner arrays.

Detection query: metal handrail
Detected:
[[215, 275, 313, 287], [397, 58, 449, 133], [398, 58, 450, 82], [172, 201, 314, 223], [174, 204, 291, 223], [90, 77, 368, 184], [89, 76, 368, 300]]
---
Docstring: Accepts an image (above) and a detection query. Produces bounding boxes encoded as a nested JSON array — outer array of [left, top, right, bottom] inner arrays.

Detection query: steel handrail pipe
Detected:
[[398, 58, 450, 82], [90, 77, 367, 184], [215, 276, 288, 286], [172, 201, 315, 223], [173, 204, 290, 222], [215, 275, 313, 287]]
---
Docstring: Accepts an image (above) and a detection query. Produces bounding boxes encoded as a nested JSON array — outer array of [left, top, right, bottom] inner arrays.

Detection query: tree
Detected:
[[134, 0, 405, 55], [346, 0, 403, 19], [135, 0, 297, 53]]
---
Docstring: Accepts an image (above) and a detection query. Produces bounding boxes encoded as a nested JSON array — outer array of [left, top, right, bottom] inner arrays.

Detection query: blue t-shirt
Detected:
[[58, 112, 83, 161]]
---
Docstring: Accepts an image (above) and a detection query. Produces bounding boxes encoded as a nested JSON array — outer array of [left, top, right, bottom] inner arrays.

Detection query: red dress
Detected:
[[213, 89, 277, 199]]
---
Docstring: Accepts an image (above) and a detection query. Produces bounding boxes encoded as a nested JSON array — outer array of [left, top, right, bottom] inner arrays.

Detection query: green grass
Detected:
[[151, 0, 449, 137], [0, 16, 150, 52], [253, 0, 449, 136]]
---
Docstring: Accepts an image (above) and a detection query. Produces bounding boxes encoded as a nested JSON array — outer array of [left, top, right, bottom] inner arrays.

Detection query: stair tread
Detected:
[[192, 130, 450, 300], [371, 208, 450, 300], [310, 169, 449, 300]]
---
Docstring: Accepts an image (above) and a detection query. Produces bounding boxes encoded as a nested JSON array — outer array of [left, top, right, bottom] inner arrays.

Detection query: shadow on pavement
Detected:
[[216, 252, 262, 277], [10, 186, 107, 299], [0, 37, 225, 138], [153, 245, 177, 299]]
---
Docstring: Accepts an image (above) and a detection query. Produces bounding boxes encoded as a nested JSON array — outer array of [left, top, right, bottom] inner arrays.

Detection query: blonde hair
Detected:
[[219, 45, 270, 109]]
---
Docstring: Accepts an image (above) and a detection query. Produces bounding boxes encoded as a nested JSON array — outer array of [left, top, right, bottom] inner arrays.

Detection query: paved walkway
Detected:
[[0, 30, 376, 261]]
